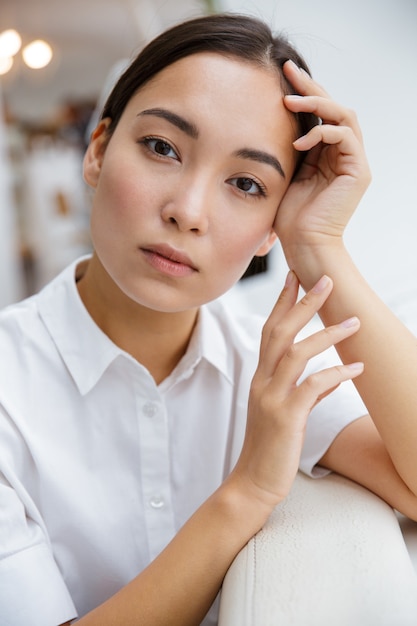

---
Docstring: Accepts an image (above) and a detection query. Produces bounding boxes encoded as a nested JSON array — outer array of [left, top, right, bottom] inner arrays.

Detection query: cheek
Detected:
[[92, 158, 158, 227], [216, 221, 273, 269], [205, 227, 272, 299]]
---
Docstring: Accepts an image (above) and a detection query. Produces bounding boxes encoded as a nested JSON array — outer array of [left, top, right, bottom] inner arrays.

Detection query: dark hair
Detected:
[[101, 13, 318, 141]]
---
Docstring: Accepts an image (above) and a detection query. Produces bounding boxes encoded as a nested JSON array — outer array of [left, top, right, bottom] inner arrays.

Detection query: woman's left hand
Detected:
[[275, 60, 371, 270]]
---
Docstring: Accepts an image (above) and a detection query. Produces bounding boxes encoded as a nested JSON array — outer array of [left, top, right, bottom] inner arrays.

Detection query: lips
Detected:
[[141, 243, 198, 276], [144, 244, 196, 267]]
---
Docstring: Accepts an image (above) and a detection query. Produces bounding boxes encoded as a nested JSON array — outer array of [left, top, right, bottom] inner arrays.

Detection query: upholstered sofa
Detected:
[[218, 472, 417, 626], [219, 265, 417, 625]]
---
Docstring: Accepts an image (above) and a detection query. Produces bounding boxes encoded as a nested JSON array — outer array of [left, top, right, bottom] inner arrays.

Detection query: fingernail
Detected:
[[347, 362, 364, 373], [340, 316, 360, 328], [300, 67, 312, 79], [286, 60, 311, 79], [285, 94, 304, 101], [312, 275, 331, 293], [285, 270, 296, 287], [286, 59, 301, 72], [293, 135, 307, 147]]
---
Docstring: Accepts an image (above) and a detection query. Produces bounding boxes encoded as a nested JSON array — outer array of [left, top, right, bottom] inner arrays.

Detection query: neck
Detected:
[[76, 255, 199, 384]]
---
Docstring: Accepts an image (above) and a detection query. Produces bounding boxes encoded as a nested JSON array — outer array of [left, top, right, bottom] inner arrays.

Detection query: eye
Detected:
[[228, 176, 267, 198], [141, 136, 179, 160]]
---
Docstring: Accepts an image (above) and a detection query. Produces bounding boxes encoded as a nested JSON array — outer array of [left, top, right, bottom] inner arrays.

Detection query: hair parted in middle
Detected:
[[101, 12, 319, 143]]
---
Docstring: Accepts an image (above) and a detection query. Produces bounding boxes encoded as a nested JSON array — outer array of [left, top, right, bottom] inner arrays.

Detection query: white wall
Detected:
[[220, 0, 417, 327]]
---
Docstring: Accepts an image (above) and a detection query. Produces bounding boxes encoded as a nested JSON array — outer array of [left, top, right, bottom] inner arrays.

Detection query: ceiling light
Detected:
[[0, 56, 13, 76], [0, 29, 22, 58], [22, 39, 53, 69]]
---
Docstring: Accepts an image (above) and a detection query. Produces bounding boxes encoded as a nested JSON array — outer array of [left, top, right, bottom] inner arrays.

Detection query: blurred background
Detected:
[[1, 0, 416, 331]]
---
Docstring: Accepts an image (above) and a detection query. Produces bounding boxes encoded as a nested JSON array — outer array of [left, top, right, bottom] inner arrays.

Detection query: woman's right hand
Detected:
[[229, 270, 364, 514]]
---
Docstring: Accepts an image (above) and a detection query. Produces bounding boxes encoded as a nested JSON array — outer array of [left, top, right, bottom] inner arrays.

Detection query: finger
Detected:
[[271, 316, 361, 390], [293, 124, 371, 189], [283, 59, 329, 98], [284, 94, 363, 141], [259, 270, 299, 355], [293, 124, 365, 170], [291, 142, 323, 179], [288, 361, 364, 416], [291, 127, 371, 192], [259, 275, 334, 376], [282, 61, 365, 146]]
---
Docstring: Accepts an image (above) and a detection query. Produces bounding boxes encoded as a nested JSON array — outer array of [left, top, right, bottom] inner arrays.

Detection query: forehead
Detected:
[[144, 51, 281, 89], [122, 52, 296, 147], [137, 53, 282, 106]]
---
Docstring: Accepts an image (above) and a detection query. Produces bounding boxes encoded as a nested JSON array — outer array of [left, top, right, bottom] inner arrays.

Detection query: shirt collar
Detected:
[[37, 256, 124, 395], [159, 301, 233, 393], [37, 257, 233, 395], [197, 303, 233, 383]]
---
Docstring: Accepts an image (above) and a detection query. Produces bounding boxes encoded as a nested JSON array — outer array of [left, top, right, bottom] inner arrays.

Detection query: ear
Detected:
[[83, 118, 112, 188], [254, 229, 278, 257]]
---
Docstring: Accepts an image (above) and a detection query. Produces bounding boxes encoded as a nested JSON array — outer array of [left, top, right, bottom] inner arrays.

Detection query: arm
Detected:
[[320, 415, 417, 520], [72, 483, 271, 626], [278, 61, 417, 517], [64, 276, 361, 626]]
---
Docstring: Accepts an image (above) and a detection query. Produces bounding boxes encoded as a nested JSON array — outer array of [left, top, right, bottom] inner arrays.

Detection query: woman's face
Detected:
[[84, 52, 298, 312]]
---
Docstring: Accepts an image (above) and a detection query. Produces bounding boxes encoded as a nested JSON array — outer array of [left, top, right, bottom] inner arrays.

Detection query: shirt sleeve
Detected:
[[0, 477, 77, 626], [299, 345, 368, 478]]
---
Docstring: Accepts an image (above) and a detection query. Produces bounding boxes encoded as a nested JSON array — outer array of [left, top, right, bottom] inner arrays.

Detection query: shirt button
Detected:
[[149, 495, 165, 509], [142, 402, 158, 418]]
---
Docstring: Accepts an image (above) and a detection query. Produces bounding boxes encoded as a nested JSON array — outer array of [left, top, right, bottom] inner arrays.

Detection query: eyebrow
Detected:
[[138, 107, 285, 178], [234, 148, 285, 179], [138, 108, 199, 139]]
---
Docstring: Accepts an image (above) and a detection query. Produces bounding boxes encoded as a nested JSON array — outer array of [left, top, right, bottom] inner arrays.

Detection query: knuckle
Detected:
[[263, 321, 293, 345], [299, 293, 313, 308], [249, 375, 264, 399], [335, 364, 347, 378], [304, 371, 321, 390], [345, 107, 357, 121], [299, 290, 322, 312], [261, 324, 270, 341], [322, 325, 337, 341], [285, 342, 302, 361], [269, 324, 284, 341]]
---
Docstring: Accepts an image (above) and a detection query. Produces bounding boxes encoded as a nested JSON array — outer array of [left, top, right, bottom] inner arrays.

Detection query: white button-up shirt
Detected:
[[0, 257, 366, 626]]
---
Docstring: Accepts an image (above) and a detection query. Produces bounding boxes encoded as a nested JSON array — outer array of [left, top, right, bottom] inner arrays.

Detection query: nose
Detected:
[[160, 178, 210, 234]]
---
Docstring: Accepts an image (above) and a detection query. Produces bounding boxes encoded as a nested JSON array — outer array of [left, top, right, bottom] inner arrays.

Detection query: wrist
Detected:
[[213, 473, 277, 539], [284, 239, 349, 291]]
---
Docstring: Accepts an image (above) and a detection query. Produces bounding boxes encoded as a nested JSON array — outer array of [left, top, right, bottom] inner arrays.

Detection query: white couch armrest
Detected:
[[219, 472, 417, 626]]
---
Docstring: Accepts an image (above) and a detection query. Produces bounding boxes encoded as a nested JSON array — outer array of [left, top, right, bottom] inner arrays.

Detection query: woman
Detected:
[[1, 13, 416, 626]]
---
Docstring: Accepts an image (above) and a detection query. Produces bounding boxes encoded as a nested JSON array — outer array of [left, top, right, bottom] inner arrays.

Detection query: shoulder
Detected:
[[0, 294, 46, 420], [0, 258, 82, 394], [0, 293, 42, 349]]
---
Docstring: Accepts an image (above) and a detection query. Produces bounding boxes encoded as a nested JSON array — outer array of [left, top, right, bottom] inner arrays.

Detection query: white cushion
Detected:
[[219, 472, 417, 626]]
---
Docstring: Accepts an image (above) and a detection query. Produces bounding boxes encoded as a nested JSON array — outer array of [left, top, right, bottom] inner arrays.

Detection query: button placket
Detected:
[[142, 401, 158, 418], [149, 495, 165, 509], [136, 392, 176, 559]]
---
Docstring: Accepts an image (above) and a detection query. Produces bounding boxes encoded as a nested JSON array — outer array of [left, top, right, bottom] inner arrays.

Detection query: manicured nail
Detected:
[[293, 135, 307, 147], [285, 270, 296, 287], [284, 93, 304, 102], [312, 275, 331, 293], [340, 316, 360, 328], [347, 362, 364, 373], [286, 59, 301, 72]]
